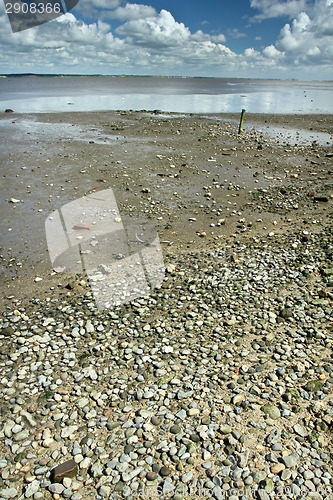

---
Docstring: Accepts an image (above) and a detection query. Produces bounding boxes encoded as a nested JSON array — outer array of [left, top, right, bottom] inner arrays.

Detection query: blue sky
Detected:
[[0, 0, 332, 79]]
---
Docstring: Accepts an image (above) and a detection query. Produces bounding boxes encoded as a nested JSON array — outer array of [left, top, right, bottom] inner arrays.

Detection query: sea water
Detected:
[[0, 76, 332, 114]]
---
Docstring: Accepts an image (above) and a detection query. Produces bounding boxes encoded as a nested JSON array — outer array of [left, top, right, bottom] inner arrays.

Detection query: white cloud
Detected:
[[115, 9, 191, 47], [0, 1, 332, 79], [76, 0, 121, 21], [250, 0, 309, 21], [244, 47, 261, 58], [192, 30, 226, 43], [108, 3, 157, 21], [263, 44, 283, 57], [228, 28, 247, 38], [85, 0, 121, 10], [273, 0, 333, 67]]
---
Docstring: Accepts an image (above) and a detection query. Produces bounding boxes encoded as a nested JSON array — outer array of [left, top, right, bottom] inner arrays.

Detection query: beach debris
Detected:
[[9, 198, 20, 204], [238, 108, 246, 134], [73, 223, 93, 230], [314, 195, 330, 202], [34, 277, 42, 282]]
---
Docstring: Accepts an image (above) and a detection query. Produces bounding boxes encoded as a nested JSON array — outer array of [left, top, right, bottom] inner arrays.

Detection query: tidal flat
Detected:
[[0, 110, 332, 499]]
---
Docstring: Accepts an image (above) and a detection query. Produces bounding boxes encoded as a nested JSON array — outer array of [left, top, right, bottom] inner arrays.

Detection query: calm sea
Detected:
[[0, 76, 332, 114]]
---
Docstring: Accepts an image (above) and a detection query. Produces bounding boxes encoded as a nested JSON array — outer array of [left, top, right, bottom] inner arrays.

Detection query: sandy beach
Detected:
[[0, 111, 332, 499]]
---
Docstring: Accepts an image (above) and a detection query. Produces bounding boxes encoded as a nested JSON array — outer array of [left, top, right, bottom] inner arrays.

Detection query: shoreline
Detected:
[[0, 111, 332, 499]]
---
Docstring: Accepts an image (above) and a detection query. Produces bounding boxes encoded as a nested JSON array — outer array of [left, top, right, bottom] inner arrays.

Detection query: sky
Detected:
[[0, 0, 332, 79]]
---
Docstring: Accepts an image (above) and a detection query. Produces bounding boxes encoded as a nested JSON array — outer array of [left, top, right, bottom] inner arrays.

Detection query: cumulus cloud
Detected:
[[250, 0, 309, 21], [244, 47, 261, 58], [273, 0, 333, 66], [0, 0, 332, 78], [263, 44, 283, 57], [192, 30, 226, 43], [107, 3, 157, 21], [115, 9, 191, 47]]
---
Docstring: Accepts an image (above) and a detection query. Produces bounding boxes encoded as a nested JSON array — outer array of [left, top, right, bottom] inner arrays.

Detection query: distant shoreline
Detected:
[[1, 73, 332, 83]]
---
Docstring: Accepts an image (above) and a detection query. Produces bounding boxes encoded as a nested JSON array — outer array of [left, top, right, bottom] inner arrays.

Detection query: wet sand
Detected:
[[0, 110, 332, 305]]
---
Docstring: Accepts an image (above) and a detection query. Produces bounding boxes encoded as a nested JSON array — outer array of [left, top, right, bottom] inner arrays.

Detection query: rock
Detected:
[[303, 380, 324, 392], [314, 196, 330, 202], [279, 308, 293, 319], [253, 470, 267, 483], [50, 460, 78, 483], [48, 484, 65, 494], [0, 488, 18, 499], [282, 453, 299, 468], [181, 471, 193, 483], [270, 463, 285, 474], [20, 410, 37, 427], [13, 429, 29, 441], [122, 467, 142, 482], [175, 409, 187, 420], [98, 485, 111, 497], [24, 480, 40, 498], [219, 425, 232, 434], [146, 472, 158, 481], [0, 326, 14, 336], [177, 390, 194, 400], [262, 404, 281, 419], [232, 392, 245, 404], [159, 466, 171, 477], [151, 416, 160, 426], [5, 109, 13, 113], [61, 425, 77, 438], [293, 423, 307, 437]]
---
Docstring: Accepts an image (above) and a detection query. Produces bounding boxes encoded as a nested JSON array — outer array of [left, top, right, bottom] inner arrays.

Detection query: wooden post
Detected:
[[238, 109, 246, 134]]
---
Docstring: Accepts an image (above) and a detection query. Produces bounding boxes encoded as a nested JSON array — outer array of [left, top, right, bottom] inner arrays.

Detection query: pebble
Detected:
[[0, 197, 332, 500], [0, 488, 18, 499]]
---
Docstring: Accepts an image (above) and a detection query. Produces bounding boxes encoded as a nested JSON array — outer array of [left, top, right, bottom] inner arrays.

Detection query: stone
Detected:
[[303, 380, 324, 392], [0, 488, 18, 499], [24, 480, 40, 498], [151, 416, 160, 426], [146, 472, 158, 481], [0, 327, 14, 336], [61, 426, 78, 438], [293, 424, 307, 437], [262, 404, 281, 420], [253, 471, 267, 483], [175, 409, 187, 420], [270, 463, 285, 474], [219, 425, 232, 434], [50, 460, 78, 483], [181, 471, 193, 483], [48, 483, 65, 494], [160, 466, 171, 477], [282, 453, 299, 468], [13, 429, 29, 441], [98, 485, 111, 497]]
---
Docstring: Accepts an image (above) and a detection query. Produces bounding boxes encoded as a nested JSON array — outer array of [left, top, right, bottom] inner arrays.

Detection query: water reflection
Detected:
[[0, 84, 331, 114]]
